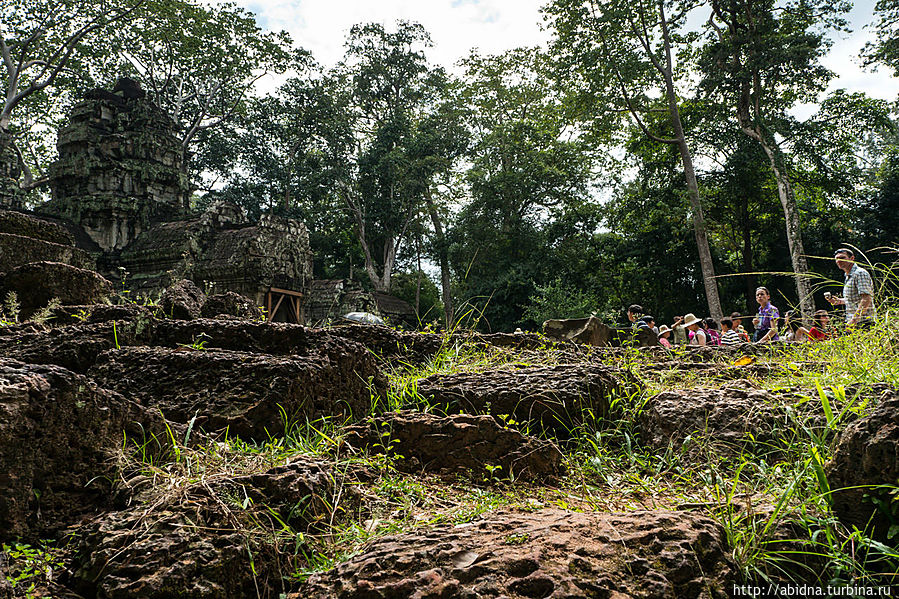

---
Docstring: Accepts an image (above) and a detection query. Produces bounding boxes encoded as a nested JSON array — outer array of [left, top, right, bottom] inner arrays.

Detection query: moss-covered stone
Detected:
[[0, 209, 74, 245], [0, 233, 94, 274], [43, 81, 191, 251]]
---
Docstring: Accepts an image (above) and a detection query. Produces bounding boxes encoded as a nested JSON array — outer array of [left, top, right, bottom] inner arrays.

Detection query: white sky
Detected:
[[216, 0, 898, 101]]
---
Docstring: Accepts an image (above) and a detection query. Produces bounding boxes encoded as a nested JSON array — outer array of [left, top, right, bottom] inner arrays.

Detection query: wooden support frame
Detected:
[[265, 287, 304, 324]]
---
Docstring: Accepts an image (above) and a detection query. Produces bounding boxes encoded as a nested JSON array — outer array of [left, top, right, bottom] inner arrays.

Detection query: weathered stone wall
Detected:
[[305, 279, 377, 324], [0, 132, 23, 210], [42, 81, 191, 251], [115, 203, 313, 305]]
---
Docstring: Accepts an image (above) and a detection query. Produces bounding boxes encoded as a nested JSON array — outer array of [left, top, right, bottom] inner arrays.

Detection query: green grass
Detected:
[[18, 289, 896, 593]]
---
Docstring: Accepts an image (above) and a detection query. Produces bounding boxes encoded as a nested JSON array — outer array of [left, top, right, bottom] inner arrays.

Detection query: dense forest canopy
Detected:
[[2, 0, 898, 330]]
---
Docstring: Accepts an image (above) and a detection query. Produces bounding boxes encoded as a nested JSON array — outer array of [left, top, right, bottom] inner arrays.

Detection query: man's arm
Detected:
[[849, 294, 873, 326]]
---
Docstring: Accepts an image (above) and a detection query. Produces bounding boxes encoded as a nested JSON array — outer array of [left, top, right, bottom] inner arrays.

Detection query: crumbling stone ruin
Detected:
[[42, 77, 191, 251], [0, 79, 412, 324], [0, 132, 23, 210]]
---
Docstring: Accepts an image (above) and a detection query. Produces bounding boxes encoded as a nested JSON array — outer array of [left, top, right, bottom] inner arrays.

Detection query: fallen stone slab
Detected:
[[294, 508, 735, 598], [326, 323, 444, 364], [416, 364, 638, 436], [637, 385, 801, 457], [50, 302, 155, 326], [0, 261, 112, 318], [543, 316, 659, 347], [158, 278, 206, 320], [0, 232, 93, 274], [0, 209, 74, 246], [201, 291, 263, 320], [344, 411, 564, 482], [0, 359, 166, 542], [72, 456, 370, 599], [327, 325, 559, 366], [827, 390, 899, 542], [0, 321, 145, 372], [89, 346, 383, 438], [150, 318, 380, 361], [0, 319, 389, 388]]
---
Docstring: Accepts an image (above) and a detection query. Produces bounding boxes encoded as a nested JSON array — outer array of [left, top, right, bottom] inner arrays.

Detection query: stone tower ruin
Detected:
[[43, 78, 191, 251]]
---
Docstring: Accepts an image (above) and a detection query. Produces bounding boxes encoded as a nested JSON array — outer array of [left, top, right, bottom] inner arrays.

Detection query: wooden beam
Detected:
[[271, 294, 285, 320]]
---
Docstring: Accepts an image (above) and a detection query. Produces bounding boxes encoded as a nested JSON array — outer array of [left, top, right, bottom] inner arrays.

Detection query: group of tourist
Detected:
[[626, 247, 877, 347]]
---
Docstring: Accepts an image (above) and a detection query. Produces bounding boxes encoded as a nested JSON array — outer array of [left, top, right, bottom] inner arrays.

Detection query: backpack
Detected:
[[706, 328, 721, 346]]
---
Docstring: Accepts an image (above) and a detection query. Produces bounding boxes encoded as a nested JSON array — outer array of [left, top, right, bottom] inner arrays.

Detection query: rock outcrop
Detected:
[[416, 364, 638, 435], [0, 321, 145, 372], [158, 278, 205, 319], [0, 209, 95, 275], [637, 385, 799, 457], [73, 456, 370, 599], [827, 390, 899, 541], [0, 261, 112, 318], [201, 291, 263, 320], [0, 359, 165, 542], [344, 411, 564, 482], [90, 346, 381, 439], [295, 508, 735, 598]]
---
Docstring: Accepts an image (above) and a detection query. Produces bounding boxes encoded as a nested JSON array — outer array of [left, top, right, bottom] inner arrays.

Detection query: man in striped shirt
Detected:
[[720, 317, 742, 346], [827, 248, 876, 327]]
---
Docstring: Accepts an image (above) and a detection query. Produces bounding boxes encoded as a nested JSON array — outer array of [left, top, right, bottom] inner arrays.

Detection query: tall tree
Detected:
[[545, 0, 724, 319], [703, 0, 850, 320], [1, 0, 144, 201], [102, 0, 295, 181], [448, 48, 601, 331], [336, 21, 460, 294], [863, 0, 899, 76]]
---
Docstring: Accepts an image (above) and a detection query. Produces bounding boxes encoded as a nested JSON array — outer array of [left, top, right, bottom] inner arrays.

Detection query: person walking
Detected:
[[826, 248, 876, 328]]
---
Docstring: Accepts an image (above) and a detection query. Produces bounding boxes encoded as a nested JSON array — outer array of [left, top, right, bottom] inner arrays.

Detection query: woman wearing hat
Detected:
[[682, 313, 706, 346], [657, 324, 673, 348]]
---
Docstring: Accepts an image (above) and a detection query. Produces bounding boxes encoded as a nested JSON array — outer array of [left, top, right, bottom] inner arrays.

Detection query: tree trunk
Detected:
[[0, 129, 23, 209], [425, 190, 454, 327], [677, 139, 724, 320], [736, 105, 815, 322], [656, 0, 723, 320], [740, 199, 757, 310], [758, 141, 815, 322], [415, 231, 422, 317]]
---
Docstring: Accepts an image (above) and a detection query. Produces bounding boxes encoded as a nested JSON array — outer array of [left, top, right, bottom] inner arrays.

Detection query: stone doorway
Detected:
[[266, 287, 304, 324]]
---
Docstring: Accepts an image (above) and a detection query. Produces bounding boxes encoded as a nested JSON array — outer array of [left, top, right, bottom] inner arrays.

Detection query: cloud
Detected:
[[211, 0, 897, 102], [210, 0, 548, 71]]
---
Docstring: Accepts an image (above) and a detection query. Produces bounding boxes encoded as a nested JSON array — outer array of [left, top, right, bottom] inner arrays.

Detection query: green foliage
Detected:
[[0, 292, 20, 326], [863, 0, 899, 76], [389, 270, 443, 325], [1, 0, 145, 196], [103, 0, 296, 180], [520, 279, 599, 327], [2, 542, 65, 595], [448, 47, 602, 331]]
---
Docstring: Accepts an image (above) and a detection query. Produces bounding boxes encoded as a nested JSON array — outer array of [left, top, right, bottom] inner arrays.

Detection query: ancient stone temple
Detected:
[[42, 78, 191, 251], [0, 132, 24, 210], [117, 201, 314, 311], [1, 78, 414, 325]]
